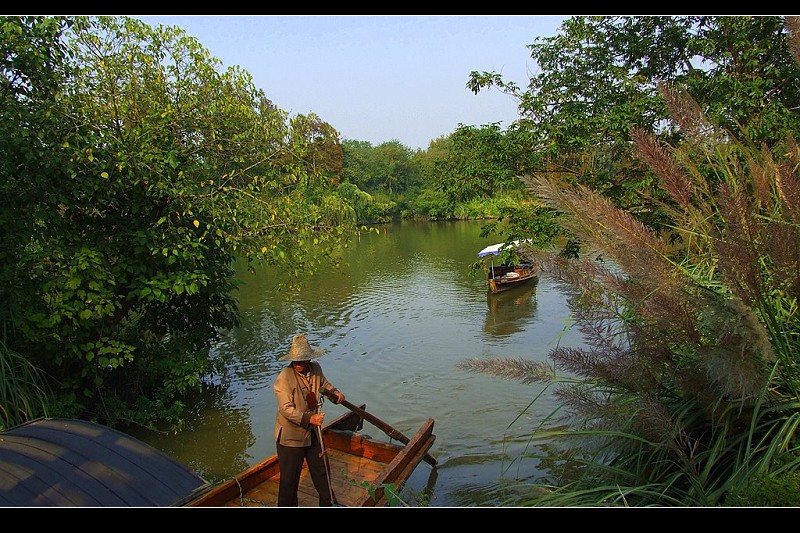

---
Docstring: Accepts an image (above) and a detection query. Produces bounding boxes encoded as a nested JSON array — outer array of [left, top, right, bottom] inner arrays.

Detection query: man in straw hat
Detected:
[[273, 333, 345, 506]]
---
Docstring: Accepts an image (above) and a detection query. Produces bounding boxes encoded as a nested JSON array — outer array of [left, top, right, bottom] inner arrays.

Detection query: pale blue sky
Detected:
[[135, 15, 568, 151]]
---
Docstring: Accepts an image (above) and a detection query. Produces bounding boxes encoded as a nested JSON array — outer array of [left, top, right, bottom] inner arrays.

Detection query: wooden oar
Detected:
[[323, 391, 438, 467]]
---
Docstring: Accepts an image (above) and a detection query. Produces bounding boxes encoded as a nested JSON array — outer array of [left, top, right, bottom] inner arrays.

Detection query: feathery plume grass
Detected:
[[456, 358, 554, 385], [458, 18, 800, 506], [463, 85, 799, 506]]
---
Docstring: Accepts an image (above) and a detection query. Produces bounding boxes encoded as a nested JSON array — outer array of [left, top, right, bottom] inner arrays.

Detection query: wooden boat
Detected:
[[478, 241, 539, 294], [180, 400, 437, 507], [486, 263, 538, 293]]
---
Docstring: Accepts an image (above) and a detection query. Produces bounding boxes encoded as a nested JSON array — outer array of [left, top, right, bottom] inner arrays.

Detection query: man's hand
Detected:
[[323, 389, 345, 404]]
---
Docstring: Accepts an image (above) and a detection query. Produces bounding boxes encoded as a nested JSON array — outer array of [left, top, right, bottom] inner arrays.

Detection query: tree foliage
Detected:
[[434, 122, 528, 204], [340, 139, 375, 192], [471, 16, 800, 152], [291, 112, 344, 184], [341, 139, 419, 196], [372, 140, 418, 195], [0, 16, 354, 428], [467, 16, 800, 234]]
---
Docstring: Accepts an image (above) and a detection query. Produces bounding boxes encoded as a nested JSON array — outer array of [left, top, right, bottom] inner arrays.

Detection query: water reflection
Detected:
[[483, 283, 538, 337], [129, 382, 255, 483]]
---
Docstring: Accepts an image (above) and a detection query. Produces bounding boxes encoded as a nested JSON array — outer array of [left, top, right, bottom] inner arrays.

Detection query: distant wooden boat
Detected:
[[180, 401, 436, 507], [486, 263, 538, 293], [478, 241, 539, 294]]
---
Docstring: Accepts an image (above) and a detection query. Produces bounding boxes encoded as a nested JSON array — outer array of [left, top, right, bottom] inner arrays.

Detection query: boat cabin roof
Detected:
[[0, 418, 208, 507]]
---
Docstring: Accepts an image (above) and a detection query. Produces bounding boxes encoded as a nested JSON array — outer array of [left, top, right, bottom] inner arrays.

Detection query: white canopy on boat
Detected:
[[478, 240, 523, 257]]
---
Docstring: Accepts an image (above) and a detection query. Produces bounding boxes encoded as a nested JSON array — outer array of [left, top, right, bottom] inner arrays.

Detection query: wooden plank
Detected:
[[324, 430, 401, 464], [329, 398, 437, 467], [185, 456, 280, 506], [353, 419, 436, 507], [295, 448, 370, 507], [241, 481, 277, 506]]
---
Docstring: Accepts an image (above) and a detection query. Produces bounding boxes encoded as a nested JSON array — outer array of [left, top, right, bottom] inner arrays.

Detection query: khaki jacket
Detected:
[[273, 361, 339, 447]]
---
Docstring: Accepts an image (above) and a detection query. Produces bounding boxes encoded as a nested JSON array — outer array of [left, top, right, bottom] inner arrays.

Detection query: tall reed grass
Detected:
[[0, 340, 50, 431], [459, 29, 800, 504]]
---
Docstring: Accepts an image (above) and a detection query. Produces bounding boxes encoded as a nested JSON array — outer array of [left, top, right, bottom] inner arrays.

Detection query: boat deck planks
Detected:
[[219, 446, 388, 507]]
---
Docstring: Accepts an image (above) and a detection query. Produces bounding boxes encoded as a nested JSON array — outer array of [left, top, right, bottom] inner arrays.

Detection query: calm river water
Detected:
[[129, 220, 587, 507]]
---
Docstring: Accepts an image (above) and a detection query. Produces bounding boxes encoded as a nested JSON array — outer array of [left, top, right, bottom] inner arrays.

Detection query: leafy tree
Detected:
[[334, 181, 372, 224], [471, 16, 800, 152], [341, 138, 419, 195], [434, 123, 525, 204], [0, 16, 354, 428], [372, 140, 417, 195], [341, 139, 378, 191], [468, 16, 800, 231], [411, 135, 449, 189], [428, 122, 566, 252], [405, 136, 453, 220], [291, 112, 344, 185], [340, 138, 423, 221]]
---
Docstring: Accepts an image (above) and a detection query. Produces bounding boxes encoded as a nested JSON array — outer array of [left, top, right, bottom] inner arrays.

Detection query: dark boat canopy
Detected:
[[0, 418, 208, 507]]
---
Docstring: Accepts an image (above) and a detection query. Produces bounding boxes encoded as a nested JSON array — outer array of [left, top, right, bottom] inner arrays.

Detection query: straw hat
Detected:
[[278, 334, 326, 362]]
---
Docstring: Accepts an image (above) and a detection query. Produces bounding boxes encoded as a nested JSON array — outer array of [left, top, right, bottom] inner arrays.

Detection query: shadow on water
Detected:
[[127, 383, 255, 483]]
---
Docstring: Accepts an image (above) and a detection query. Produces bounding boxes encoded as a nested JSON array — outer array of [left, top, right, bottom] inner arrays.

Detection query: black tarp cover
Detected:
[[0, 418, 208, 507]]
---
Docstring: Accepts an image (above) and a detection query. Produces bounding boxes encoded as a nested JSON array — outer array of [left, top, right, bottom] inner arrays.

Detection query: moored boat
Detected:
[[478, 241, 539, 294]]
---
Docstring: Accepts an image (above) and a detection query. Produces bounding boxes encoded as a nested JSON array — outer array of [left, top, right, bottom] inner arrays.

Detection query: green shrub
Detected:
[[725, 472, 800, 507]]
